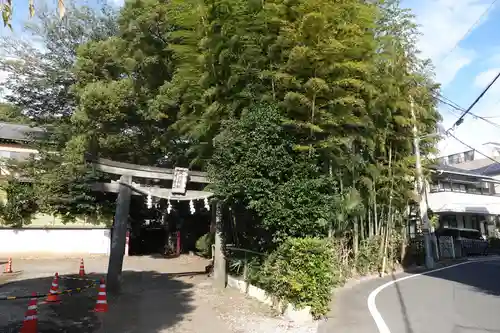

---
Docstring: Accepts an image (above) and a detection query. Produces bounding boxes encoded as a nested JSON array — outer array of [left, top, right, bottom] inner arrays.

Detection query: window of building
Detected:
[[451, 183, 466, 193], [480, 182, 491, 195], [448, 153, 464, 165], [442, 182, 452, 192], [470, 215, 480, 231], [463, 150, 475, 162], [467, 185, 478, 194], [441, 215, 458, 228]]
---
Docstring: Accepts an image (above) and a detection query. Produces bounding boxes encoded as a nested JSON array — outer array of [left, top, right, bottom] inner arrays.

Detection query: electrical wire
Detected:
[[446, 132, 500, 166], [435, 94, 500, 131], [447, 70, 500, 132], [439, 0, 499, 64]]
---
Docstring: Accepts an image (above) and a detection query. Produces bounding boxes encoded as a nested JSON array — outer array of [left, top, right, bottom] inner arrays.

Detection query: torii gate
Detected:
[[85, 154, 226, 293]]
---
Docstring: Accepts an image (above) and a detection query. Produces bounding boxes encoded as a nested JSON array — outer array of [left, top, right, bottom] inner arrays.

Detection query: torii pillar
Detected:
[[212, 200, 226, 288], [107, 175, 132, 294]]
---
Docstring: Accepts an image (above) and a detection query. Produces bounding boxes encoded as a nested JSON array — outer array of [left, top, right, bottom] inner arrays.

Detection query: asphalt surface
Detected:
[[319, 258, 500, 333]]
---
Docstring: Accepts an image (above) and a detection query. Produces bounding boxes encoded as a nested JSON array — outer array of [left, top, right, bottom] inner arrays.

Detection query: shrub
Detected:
[[329, 237, 352, 281], [195, 232, 214, 257], [355, 236, 381, 275], [253, 237, 336, 318], [354, 234, 403, 275]]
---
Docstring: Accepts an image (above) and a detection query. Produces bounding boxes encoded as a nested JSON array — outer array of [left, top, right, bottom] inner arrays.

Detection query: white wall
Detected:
[[428, 191, 500, 215], [0, 228, 111, 256]]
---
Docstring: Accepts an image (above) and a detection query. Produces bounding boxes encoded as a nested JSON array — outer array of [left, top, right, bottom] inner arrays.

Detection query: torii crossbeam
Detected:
[[85, 154, 226, 293]]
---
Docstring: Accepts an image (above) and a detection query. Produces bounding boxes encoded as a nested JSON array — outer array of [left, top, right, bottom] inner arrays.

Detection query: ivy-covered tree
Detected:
[[209, 102, 341, 246], [0, 178, 38, 228]]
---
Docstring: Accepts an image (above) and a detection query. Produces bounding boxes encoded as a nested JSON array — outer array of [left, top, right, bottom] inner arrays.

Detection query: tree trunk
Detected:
[[353, 217, 359, 256], [360, 215, 365, 241], [382, 145, 394, 275], [368, 203, 374, 238], [373, 188, 379, 236], [107, 175, 132, 294], [378, 204, 384, 236]]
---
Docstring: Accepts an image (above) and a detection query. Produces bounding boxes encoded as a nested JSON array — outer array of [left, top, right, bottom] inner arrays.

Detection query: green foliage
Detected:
[[0, 179, 38, 228], [2, 0, 441, 306], [354, 233, 403, 275], [195, 232, 215, 257], [0, 103, 31, 124], [354, 236, 382, 275], [253, 237, 335, 318], [0, 0, 119, 124], [209, 102, 338, 244], [0, 1, 120, 222]]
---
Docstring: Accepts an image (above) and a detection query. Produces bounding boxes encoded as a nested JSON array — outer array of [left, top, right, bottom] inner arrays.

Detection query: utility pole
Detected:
[[411, 98, 435, 269]]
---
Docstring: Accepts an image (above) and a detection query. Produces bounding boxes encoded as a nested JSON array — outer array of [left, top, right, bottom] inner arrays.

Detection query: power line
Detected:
[[439, 0, 498, 64], [447, 70, 500, 132], [447, 132, 500, 166], [435, 94, 500, 131]]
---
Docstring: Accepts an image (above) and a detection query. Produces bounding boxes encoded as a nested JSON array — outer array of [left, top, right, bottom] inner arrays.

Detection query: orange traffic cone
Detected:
[[46, 272, 61, 303], [93, 278, 108, 313], [4, 257, 12, 273], [20, 293, 38, 333], [79, 258, 85, 277]]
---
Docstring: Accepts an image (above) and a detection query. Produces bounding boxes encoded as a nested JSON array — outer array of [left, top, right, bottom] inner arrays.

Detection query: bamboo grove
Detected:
[[0, 0, 441, 265]]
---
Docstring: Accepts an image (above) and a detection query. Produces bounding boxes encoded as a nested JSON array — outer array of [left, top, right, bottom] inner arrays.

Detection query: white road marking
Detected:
[[367, 257, 500, 333]]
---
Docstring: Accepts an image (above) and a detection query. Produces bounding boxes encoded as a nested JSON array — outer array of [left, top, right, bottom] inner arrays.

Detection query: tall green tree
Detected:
[[0, 1, 119, 224], [71, 0, 203, 166], [0, 103, 31, 124], [0, 0, 118, 126]]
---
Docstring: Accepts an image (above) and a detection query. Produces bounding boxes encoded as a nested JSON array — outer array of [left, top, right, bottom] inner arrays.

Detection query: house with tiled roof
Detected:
[[424, 146, 500, 239]]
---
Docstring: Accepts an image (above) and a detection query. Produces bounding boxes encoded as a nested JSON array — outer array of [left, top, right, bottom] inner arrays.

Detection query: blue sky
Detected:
[[1, 0, 499, 158], [404, 0, 500, 157]]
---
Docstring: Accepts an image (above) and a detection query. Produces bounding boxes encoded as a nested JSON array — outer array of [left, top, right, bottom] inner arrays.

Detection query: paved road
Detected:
[[319, 258, 500, 333]]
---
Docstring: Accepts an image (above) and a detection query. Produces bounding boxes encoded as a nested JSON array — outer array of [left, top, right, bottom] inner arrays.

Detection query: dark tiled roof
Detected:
[[474, 163, 500, 176], [450, 157, 500, 171], [430, 164, 495, 179], [0, 122, 46, 142]]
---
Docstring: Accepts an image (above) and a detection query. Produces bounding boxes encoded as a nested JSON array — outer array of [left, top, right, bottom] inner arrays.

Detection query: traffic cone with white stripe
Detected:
[[46, 272, 61, 303], [93, 278, 108, 313], [20, 293, 38, 333], [4, 257, 12, 273], [79, 258, 85, 277]]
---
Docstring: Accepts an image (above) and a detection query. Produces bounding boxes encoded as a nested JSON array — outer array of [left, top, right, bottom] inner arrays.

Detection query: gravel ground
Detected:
[[0, 255, 318, 333]]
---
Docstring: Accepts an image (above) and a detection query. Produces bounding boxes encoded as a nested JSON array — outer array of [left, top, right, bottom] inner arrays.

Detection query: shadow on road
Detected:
[[391, 273, 415, 333], [422, 258, 500, 297], [0, 270, 196, 333]]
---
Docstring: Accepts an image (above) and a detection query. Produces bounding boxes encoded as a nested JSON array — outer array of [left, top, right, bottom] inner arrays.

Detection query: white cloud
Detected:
[[474, 67, 500, 89], [435, 50, 476, 86], [438, 66, 500, 156], [412, 0, 492, 87], [110, 0, 125, 6], [408, 0, 500, 157]]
